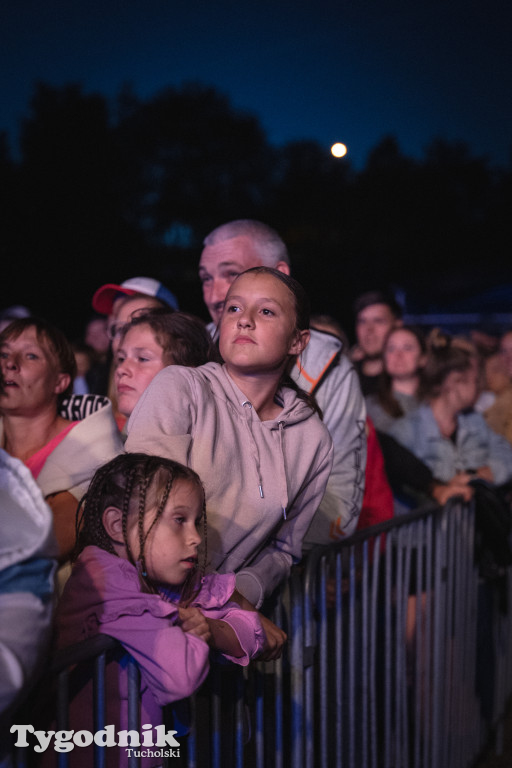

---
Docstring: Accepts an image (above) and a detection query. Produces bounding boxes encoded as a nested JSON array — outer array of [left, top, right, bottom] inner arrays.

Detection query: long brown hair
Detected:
[[377, 325, 427, 416]]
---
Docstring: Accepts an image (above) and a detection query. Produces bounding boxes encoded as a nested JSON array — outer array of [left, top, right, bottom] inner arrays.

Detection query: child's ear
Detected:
[[102, 506, 124, 543], [288, 329, 310, 357]]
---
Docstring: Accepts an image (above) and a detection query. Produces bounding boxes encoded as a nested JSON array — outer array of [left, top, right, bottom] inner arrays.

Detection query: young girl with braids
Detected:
[[55, 453, 266, 765], [126, 268, 333, 654]]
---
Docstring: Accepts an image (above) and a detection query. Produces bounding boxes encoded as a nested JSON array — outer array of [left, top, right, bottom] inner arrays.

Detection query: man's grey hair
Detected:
[[203, 219, 290, 267]]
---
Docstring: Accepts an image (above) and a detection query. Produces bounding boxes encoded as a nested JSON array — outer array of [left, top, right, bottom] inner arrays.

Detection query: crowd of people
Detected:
[[2, 219, 512, 765]]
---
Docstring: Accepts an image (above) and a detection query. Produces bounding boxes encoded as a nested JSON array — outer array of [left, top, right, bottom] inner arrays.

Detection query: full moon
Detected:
[[331, 142, 348, 158]]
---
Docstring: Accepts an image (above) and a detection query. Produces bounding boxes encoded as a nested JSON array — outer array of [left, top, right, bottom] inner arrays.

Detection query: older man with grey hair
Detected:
[[199, 219, 366, 546]]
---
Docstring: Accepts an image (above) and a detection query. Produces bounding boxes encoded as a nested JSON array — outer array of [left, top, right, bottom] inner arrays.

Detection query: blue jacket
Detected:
[[390, 404, 512, 485]]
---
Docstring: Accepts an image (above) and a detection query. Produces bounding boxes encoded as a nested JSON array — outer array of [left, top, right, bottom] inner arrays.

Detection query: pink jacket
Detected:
[[55, 546, 265, 766]]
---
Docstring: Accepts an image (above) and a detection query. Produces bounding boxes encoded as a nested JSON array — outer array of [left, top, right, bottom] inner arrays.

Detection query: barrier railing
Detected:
[[10, 498, 512, 767]]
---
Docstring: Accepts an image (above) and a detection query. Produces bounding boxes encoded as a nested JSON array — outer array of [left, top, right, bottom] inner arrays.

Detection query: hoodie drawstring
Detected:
[[278, 421, 288, 519], [241, 402, 289, 520], [242, 401, 265, 499]]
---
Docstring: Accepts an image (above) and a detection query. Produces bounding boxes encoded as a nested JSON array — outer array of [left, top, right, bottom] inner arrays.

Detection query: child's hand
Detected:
[[256, 614, 287, 661], [178, 606, 211, 644]]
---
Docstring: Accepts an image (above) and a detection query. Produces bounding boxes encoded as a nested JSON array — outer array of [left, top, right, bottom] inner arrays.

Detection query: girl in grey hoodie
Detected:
[[126, 267, 333, 613]]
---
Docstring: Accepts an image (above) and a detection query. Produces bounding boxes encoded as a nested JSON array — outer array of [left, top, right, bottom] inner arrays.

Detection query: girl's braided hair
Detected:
[[75, 453, 207, 605]]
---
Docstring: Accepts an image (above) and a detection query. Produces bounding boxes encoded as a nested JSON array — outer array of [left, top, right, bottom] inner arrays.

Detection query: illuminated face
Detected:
[[356, 304, 397, 358], [109, 296, 163, 353], [0, 328, 68, 415], [384, 329, 425, 380], [219, 272, 307, 377], [199, 237, 265, 325], [125, 479, 203, 587], [115, 324, 166, 418]]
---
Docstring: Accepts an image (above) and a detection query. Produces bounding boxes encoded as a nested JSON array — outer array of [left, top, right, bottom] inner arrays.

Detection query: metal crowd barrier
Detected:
[[11, 498, 512, 767]]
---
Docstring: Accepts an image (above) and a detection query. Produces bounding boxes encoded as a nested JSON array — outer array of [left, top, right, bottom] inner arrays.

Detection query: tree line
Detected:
[[1, 82, 510, 339]]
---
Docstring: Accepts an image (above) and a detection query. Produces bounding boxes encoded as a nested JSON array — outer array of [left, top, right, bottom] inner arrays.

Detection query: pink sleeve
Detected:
[[98, 613, 210, 706], [202, 602, 266, 665]]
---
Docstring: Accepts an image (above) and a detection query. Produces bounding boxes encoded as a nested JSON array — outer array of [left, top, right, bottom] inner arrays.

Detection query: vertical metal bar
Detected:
[[210, 664, 221, 768], [57, 668, 69, 768], [413, 518, 424, 768], [370, 534, 381, 768], [290, 569, 304, 768], [235, 668, 245, 768], [431, 509, 448, 768], [423, 514, 433, 768], [335, 550, 343, 768], [443, 505, 455, 766], [361, 539, 369, 768], [126, 654, 141, 768], [319, 557, 329, 768], [274, 597, 284, 768], [401, 523, 412, 768], [93, 652, 106, 768], [303, 559, 317, 768], [394, 525, 403, 768], [254, 665, 264, 768], [384, 528, 393, 768], [187, 693, 197, 768], [348, 545, 356, 768]]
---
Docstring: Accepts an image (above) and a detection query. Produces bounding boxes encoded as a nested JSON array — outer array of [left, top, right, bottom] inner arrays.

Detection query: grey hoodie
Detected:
[[126, 363, 333, 607]]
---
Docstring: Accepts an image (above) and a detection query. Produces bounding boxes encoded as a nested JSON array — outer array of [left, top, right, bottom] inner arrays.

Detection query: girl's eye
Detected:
[[26, 353, 39, 360], [227, 305, 241, 313], [174, 516, 185, 525], [137, 356, 150, 363], [261, 308, 275, 316]]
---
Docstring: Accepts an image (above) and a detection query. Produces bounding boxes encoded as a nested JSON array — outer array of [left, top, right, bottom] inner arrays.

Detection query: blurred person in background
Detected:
[[483, 329, 512, 444], [390, 329, 512, 489], [351, 290, 403, 397], [365, 325, 426, 433]]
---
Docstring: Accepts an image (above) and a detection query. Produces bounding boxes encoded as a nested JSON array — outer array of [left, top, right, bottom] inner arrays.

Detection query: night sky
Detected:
[[1, 0, 511, 169]]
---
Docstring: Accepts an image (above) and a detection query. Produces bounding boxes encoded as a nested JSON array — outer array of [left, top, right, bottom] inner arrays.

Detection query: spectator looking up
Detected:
[[126, 267, 333, 644], [198, 219, 366, 541]]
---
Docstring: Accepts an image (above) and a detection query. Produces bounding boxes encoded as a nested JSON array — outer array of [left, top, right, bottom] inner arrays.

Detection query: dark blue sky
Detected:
[[1, 0, 511, 168]]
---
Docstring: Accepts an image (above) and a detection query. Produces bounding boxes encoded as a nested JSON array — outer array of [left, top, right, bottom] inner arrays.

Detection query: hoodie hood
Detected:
[[203, 362, 316, 428]]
